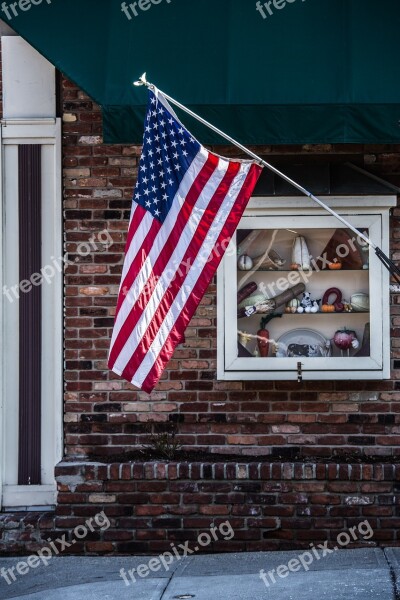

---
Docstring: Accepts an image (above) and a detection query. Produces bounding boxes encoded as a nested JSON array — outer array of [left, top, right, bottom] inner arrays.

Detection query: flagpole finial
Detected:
[[134, 73, 149, 87]]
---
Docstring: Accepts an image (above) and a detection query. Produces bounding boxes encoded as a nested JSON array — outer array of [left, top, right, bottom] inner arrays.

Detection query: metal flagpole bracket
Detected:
[[133, 73, 155, 91], [133, 73, 147, 87], [133, 72, 148, 87]]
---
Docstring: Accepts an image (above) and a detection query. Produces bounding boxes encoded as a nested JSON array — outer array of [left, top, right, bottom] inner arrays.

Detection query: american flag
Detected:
[[108, 88, 262, 392]]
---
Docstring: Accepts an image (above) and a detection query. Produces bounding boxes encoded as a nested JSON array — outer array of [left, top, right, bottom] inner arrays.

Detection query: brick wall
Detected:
[[62, 75, 400, 460], [52, 460, 400, 552], [3, 460, 399, 555]]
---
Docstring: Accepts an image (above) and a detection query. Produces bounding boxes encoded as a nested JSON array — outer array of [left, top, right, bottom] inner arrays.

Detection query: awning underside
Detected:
[[5, 0, 400, 145]]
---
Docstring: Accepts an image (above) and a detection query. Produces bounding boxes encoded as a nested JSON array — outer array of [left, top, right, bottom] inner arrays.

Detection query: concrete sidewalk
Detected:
[[1, 548, 400, 599]]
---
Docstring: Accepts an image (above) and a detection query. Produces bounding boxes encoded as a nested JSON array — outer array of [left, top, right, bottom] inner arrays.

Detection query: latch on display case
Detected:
[[297, 362, 303, 384]]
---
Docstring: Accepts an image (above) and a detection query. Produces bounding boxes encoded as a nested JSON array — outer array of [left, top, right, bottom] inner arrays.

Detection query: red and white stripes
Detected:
[[109, 139, 261, 392]]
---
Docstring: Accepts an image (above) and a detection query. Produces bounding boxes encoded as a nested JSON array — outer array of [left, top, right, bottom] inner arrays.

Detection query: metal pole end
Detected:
[[133, 72, 148, 87]]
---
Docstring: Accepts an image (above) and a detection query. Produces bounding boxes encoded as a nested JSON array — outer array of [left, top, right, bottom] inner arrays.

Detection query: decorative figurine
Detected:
[[257, 313, 282, 357], [292, 236, 312, 271], [300, 292, 313, 310], [333, 328, 360, 356], [343, 300, 353, 313], [286, 298, 300, 314], [238, 254, 253, 271], [300, 292, 321, 313], [322, 287, 344, 313]]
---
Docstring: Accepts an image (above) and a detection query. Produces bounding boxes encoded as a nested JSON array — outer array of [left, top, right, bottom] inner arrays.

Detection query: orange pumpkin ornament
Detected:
[[328, 260, 342, 270], [321, 304, 335, 312]]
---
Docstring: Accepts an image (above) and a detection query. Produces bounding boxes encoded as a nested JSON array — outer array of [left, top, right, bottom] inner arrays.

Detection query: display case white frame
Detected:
[[217, 196, 396, 381]]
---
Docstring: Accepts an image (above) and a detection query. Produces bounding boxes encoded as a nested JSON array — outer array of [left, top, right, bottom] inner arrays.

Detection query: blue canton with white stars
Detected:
[[133, 90, 201, 223]]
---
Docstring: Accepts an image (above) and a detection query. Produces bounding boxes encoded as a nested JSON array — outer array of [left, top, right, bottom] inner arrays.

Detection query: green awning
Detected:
[[5, 0, 400, 144]]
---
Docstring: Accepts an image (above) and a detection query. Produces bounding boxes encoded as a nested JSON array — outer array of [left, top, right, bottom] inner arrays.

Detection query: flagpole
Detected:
[[134, 74, 400, 283]]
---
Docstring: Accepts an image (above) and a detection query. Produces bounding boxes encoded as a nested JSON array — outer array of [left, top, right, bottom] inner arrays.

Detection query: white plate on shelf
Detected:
[[276, 328, 329, 358]]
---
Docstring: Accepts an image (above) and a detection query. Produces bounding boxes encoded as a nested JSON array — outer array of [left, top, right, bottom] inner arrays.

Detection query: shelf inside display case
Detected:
[[238, 269, 369, 273], [241, 311, 370, 316], [218, 204, 393, 381]]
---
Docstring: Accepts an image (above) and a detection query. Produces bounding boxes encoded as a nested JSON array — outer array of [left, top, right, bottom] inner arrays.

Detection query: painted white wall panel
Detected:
[[2, 36, 55, 119]]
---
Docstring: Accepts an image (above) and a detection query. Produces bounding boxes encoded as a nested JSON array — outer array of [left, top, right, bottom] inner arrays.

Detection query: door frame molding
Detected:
[[1, 119, 62, 509]]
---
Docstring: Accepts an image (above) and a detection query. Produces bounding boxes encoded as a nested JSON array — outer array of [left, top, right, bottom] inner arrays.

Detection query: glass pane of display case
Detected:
[[236, 227, 371, 361], [217, 206, 392, 381]]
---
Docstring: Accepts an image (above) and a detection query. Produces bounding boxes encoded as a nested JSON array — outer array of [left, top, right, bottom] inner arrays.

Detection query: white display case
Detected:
[[217, 196, 396, 381]]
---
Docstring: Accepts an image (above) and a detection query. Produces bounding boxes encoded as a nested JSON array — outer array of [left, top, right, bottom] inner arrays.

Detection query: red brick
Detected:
[[85, 542, 114, 552]]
